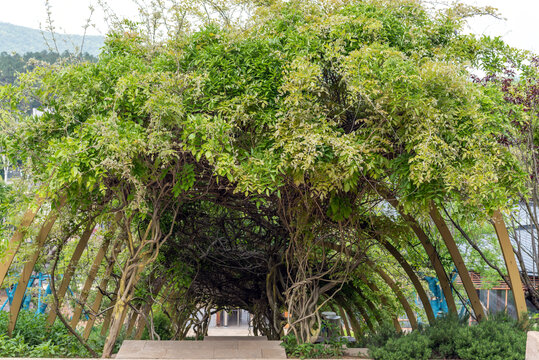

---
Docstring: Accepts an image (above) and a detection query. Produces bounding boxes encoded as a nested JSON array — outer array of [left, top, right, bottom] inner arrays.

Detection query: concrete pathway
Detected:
[[116, 337, 286, 359]]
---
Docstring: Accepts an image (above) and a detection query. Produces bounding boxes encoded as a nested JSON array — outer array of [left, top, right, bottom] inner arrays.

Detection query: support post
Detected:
[[430, 203, 485, 321], [382, 190, 457, 313], [0, 196, 44, 288], [8, 196, 66, 336], [366, 259, 418, 330], [492, 210, 528, 322], [337, 304, 351, 336], [379, 239, 435, 323], [356, 273, 401, 331], [47, 222, 96, 326], [100, 280, 120, 337], [70, 236, 112, 329], [83, 240, 123, 340], [335, 295, 363, 336]]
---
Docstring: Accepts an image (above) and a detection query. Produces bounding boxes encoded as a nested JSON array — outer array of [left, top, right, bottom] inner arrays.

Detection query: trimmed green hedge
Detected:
[[368, 313, 526, 360]]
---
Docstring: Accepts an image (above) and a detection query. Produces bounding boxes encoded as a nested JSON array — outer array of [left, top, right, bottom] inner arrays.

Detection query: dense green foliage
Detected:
[[368, 314, 526, 360], [0, 310, 111, 357], [0, 0, 536, 355]]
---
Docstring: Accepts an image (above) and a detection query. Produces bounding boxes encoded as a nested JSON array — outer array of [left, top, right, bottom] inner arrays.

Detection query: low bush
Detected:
[[141, 310, 173, 340], [280, 333, 344, 359], [0, 310, 106, 357], [367, 313, 526, 360], [369, 331, 432, 360], [453, 313, 526, 360]]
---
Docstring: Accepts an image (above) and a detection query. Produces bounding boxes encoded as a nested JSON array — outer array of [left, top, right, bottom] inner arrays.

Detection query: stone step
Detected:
[[204, 336, 268, 341], [116, 340, 286, 359]]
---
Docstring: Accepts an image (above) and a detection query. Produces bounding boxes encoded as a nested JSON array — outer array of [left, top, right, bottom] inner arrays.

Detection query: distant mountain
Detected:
[[0, 22, 104, 56]]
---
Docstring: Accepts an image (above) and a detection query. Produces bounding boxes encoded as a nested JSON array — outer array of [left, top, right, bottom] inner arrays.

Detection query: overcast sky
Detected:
[[0, 0, 537, 53]]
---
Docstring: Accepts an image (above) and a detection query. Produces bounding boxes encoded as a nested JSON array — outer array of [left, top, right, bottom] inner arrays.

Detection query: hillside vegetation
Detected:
[[0, 22, 104, 56]]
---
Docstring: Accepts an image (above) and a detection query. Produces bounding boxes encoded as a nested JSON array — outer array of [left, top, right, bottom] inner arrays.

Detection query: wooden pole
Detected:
[[380, 239, 435, 323], [0, 196, 44, 288], [125, 308, 140, 338], [83, 240, 123, 340], [356, 273, 401, 331], [70, 236, 112, 329], [366, 259, 418, 330], [335, 295, 363, 336], [8, 196, 66, 336], [133, 278, 168, 340], [492, 210, 528, 322], [47, 222, 96, 326], [100, 280, 120, 337], [337, 304, 351, 336], [430, 203, 485, 321], [350, 286, 381, 330], [382, 190, 457, 313]]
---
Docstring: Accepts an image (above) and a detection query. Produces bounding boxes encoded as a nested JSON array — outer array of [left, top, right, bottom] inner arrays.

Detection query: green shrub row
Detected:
[[0, 310, 126, 357], [368, 313, 526, 360]]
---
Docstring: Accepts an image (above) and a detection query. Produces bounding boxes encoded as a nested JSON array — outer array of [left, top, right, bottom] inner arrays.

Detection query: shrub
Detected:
[[0, 310, 101, 357], [369, 330, 431, 360], [424, 312, 468, 358], [280, 333, 344, 359], [141, 310, 173, 340], [454, 313, 526, 360], [367, 313, 526, 360]]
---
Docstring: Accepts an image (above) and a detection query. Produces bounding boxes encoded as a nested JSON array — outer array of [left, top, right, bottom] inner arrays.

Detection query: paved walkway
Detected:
[[116, 337, 286, 359]]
